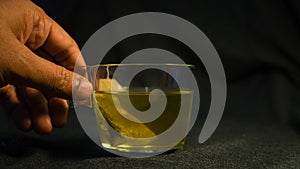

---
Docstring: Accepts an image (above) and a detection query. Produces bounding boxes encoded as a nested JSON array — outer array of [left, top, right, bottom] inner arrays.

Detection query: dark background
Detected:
[[1, 0, 300, 168]]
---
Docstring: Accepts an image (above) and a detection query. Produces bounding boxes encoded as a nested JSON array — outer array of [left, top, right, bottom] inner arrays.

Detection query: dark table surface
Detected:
[[0, 74, 299, 169], [1, 75, 300, 169], [0, 108, 300, 169]]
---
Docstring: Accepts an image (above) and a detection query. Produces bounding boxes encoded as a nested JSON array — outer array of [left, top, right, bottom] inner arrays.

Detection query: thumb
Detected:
[[1, 40, 93, 100]]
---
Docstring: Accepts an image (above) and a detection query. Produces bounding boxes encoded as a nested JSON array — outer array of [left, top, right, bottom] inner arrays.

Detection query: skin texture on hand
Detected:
[[0, 0, 93, 134]]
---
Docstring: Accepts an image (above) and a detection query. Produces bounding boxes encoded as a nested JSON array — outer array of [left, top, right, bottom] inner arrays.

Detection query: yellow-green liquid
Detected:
[[94, 91, 193, 153]]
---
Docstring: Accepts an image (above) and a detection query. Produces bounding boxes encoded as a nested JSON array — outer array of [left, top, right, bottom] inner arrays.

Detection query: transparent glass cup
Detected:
[[77, 64, 195, 156]]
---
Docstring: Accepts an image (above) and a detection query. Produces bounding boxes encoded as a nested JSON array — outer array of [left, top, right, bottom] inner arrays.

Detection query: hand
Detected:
[[0, 0, 92, 134]]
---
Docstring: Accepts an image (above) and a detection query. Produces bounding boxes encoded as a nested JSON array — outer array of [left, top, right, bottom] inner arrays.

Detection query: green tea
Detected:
[[94, 90, 193, 152]]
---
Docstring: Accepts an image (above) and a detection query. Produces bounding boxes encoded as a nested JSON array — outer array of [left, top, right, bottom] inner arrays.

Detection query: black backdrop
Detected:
[[33, 0, 300, 123]]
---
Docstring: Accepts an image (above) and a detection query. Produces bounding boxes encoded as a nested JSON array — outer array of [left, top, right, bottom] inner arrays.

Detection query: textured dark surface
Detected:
[[1, 75, 300, 169], [0, 110, 300, 169]]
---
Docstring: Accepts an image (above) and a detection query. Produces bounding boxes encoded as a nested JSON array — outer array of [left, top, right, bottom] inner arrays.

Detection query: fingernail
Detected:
[[74, 76, 93, 99], [78, 79, 93, 98], [77, 99, 92, 107]]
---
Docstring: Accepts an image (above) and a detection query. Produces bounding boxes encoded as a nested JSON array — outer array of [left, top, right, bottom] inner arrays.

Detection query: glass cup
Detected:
[[77, 64, 195, 156]]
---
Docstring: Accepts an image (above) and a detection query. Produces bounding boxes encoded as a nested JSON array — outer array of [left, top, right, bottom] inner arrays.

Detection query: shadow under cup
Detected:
[[81, 64, 194, 156]]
